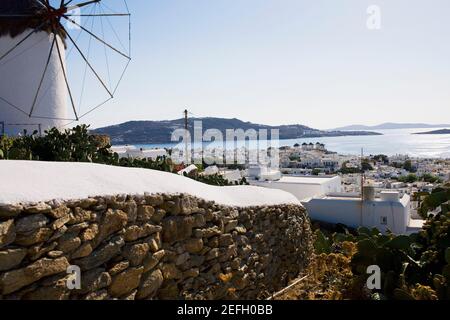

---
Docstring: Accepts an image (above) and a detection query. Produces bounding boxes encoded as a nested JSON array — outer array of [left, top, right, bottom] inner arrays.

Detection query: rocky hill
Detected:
[[414, 129, 450, 135]]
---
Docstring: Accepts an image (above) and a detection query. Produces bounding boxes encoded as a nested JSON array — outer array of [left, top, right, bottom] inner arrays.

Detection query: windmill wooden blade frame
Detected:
[[0, 0, 131, 127]]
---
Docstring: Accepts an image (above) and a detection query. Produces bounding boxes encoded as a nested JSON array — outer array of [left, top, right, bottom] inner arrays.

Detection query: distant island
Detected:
[[92, 117, 382, 145], [332, 122, 450, 131], [414, 129, 450, 135]]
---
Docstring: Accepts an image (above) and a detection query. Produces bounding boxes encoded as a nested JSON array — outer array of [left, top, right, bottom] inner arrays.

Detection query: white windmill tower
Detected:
[[0, 0, 131, 136]]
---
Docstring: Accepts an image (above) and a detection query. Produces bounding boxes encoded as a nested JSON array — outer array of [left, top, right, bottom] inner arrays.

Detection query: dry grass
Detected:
[[275, 241, 365, 300]]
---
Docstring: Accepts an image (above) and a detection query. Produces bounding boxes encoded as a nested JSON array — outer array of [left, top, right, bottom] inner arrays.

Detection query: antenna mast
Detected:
[[184, 108, 189, 164]]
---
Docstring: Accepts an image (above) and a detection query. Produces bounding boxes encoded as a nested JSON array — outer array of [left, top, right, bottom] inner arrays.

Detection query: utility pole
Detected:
[[184, 109, 189, 164], [361, 147, 365, 201], [360, 147, 365, 226]]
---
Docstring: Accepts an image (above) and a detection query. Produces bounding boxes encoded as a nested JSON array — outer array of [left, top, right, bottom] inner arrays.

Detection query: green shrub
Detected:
[[398, 173, 419, 183]]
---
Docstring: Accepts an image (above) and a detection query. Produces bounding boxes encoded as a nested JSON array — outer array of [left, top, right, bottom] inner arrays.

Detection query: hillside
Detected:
[[92, 117, 381, 145], [333, 122, 450, 131], [414, 129, 450, 135]]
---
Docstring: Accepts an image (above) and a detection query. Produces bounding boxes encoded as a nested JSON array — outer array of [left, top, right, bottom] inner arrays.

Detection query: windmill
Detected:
[[0, 0, 131, 135]]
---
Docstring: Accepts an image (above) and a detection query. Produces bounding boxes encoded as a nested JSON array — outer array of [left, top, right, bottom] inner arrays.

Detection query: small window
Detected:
[[380, 216, 388, 225]]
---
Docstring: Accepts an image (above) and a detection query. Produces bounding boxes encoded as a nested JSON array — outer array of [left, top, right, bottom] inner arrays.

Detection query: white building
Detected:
[[250, 175, 342, 201], [321, 157, 340, 169], [248, 165, 282, 181], [178, 164, 198, 176], [300, 156, 322, 168], [111, 146, 167, 159], [0, 1, 68, 135], [301, 190, 424, 235], [389, 181, 406, 189], [202, 165, 219, 176], [223, 169, 245, 183]]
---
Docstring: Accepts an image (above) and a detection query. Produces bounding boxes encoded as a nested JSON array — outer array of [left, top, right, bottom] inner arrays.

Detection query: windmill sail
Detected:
[[0, 0, 130, 135]]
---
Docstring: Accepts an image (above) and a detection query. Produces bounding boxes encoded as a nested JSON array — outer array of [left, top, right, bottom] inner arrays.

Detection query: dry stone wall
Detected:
[[0, 193, 313, 300]]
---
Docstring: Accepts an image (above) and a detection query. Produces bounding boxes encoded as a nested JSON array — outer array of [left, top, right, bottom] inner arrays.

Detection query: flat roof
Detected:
[[321, 196, 361, 200], [275, 175, 339, 185], [309, 193, 410, 203]]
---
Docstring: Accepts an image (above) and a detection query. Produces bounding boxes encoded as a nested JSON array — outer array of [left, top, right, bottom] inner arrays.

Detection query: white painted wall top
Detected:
[[0, 160, 301, 208]]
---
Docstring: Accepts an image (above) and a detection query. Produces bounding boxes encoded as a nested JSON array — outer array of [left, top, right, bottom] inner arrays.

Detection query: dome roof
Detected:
[[0, 0, 58, 38]]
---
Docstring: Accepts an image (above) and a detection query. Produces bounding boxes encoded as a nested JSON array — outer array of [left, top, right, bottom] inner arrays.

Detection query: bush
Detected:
[[0, 125, 116, 163], [419, 186, 450, 218], [311, 207, 450, 300], [398, 173, 419, 183], [422, 173, 442, 184], [0, 125, 245, 187]]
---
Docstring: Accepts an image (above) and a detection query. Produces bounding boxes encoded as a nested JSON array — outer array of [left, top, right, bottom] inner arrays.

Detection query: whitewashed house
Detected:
[[301, 190, 424, 235]]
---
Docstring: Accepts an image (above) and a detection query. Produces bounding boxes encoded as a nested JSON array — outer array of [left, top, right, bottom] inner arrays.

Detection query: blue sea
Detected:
[[124, 128, 450, 159]]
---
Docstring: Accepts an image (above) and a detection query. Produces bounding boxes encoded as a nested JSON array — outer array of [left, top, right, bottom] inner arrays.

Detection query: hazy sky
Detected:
[[78, 0, 450, 130]]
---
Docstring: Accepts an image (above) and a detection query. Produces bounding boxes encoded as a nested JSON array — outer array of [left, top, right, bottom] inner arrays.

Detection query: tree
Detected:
[[399, 173, 418, 183], [403, 160, 416, 172], [373, 154, 389, 164], [391, 162, 403, 169], [361, 159, 374, 172], [340, 161, 361, 174], [422, 173, 442, 184]]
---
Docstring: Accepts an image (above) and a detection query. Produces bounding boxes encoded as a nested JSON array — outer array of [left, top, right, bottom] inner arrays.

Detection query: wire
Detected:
[[0, 33, 47, 67], [29, 34, 58, 117], [99, 4, 113, 91], [112, 56, 130, 95], [66, 14, 130, 17], [0, 20, 50, 62], [65, 30, 113, 98], [66, 3, 96, 58], [63, 14, 130, 60], [78, 2, 97, 113], [101, 3, 128, 54], [33, 3, 97, 113], [100, 1, 120, 14], [0, 97, 30, 117], [54, 29, 79, 120]]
